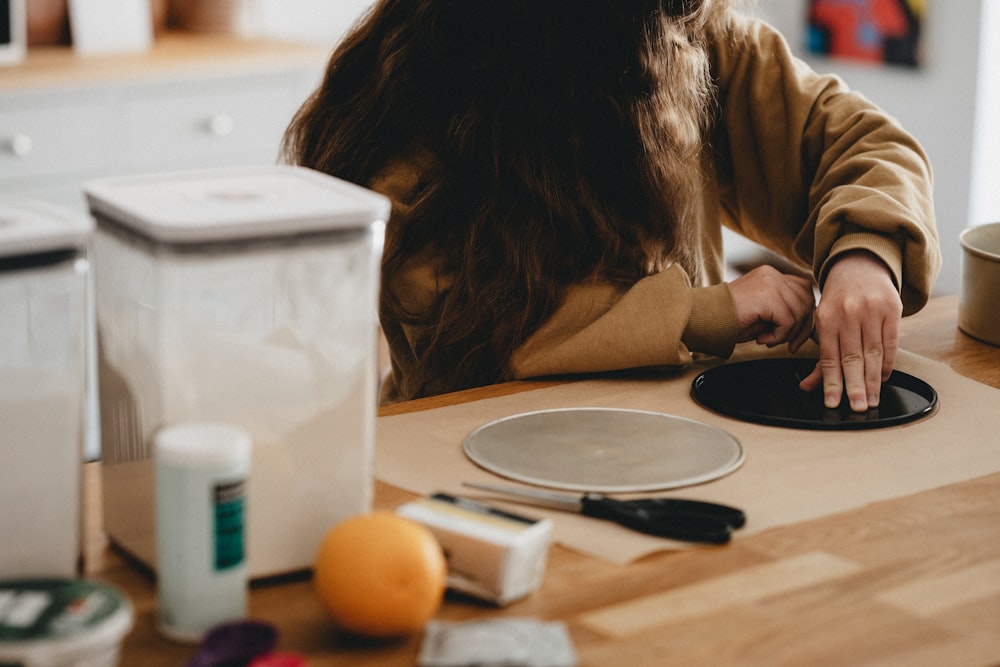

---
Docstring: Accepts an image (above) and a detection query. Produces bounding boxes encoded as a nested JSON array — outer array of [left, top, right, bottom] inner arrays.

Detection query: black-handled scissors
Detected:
[[462, 481, 745, 545]]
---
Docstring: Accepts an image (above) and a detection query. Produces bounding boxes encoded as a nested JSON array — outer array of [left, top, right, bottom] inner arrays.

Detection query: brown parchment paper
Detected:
[[375, 349, 1000, 564]]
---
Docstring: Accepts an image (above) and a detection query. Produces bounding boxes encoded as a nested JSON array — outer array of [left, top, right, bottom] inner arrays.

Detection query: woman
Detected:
[[283, 0, 940, 408]]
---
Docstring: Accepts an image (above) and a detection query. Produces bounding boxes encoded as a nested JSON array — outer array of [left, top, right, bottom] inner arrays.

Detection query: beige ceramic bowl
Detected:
[[959, 222, 1000, 346]]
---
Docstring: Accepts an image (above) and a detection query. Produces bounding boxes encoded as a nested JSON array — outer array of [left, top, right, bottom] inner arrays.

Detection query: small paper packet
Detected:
[[417, 618, 577, 667]]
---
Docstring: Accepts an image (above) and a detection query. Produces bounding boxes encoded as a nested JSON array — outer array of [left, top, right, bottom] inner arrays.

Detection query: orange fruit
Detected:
[[313, 512, 447, 637]]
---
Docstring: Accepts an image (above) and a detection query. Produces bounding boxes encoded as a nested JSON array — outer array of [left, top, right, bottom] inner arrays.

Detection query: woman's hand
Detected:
[[729, 264, 816, 352], [798, 251, 903, 412]]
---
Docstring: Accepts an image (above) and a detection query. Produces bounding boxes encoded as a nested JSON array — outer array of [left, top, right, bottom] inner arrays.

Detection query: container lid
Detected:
[[83, 165, 392, 244], [0, 578, 134, 665], [0, 200, 95, 260], [155, 422, 252, 470]]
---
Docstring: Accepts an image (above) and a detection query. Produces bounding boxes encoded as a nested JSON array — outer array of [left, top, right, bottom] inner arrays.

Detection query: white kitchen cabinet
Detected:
[[0, 33, 328, 210], [0, 91, 111, 184], [116, 75, 304, 170]]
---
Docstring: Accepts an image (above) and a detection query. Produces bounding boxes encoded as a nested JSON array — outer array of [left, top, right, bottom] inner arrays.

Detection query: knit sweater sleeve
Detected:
[[708, 15, 941, 315], [509, 266, 738, 380]]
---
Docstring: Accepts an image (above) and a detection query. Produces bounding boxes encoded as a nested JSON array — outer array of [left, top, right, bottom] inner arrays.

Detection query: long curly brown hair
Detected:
[[283, 0, 736, 398]]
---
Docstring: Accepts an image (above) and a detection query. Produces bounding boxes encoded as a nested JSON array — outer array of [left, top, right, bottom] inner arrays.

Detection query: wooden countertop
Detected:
[[83, 294, 1000, 666], [0, 32, 330, 93]]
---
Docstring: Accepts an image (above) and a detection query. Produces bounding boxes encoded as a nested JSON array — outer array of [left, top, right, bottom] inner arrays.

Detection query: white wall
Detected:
[[252, 0, 374, 46], [970, 0, 1000, 228], [746, 0, 997, 294]]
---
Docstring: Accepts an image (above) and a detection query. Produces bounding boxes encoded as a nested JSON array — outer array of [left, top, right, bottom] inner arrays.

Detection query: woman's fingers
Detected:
[[731, 266, 816, 348], [800, 251, 903, 412]]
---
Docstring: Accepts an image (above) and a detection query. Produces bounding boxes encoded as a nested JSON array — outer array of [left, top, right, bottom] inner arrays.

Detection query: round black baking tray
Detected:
[[691, 357, 937, 430]]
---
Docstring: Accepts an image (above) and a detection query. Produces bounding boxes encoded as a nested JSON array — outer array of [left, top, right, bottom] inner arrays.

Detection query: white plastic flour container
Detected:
[[0, 199, 93, 579], [0, 578, 133, 667], [86, 166, 389, 578]]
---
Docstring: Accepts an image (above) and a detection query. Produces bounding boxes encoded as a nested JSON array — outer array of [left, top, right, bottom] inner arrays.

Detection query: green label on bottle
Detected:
[[213, 480, 246, 571]]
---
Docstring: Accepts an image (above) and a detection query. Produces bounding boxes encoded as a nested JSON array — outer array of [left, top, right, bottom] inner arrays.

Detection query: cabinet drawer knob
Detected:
[[206, 114, 235, 137], [4, 133, 34, 157]]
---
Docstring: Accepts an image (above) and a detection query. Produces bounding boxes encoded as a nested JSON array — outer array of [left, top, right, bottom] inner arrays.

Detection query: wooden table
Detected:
[[84, 295, 1000, 666]]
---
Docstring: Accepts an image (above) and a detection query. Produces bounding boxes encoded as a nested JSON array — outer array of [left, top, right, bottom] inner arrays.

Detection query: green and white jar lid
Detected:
[[0, 578, 133, 667]]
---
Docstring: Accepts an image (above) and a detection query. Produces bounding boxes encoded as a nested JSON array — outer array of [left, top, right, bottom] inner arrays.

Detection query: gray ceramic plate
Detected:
[[463, 407, 745, 493]]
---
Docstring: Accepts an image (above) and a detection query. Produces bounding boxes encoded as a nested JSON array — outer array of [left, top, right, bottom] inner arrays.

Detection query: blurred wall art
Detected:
[[807, 0, 926, 67]]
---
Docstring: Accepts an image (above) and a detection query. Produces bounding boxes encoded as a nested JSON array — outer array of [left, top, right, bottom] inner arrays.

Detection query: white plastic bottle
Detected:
[[154, 422, 251, 643]]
